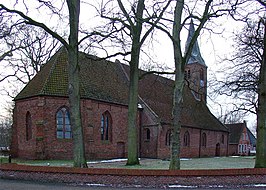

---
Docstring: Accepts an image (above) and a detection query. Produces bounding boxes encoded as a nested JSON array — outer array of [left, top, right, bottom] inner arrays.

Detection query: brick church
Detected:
[[11, 22, 229, 160]]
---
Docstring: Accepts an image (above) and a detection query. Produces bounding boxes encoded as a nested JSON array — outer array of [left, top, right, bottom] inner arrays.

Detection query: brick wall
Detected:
[[12, 97, 47, 159], [12, 96, 228, 160], [229, 144, 238, 156], [141, 125, 158, 158], [12, 96, 131, 160], [81, 100, 129, 159], [155, 126, 228, 159]]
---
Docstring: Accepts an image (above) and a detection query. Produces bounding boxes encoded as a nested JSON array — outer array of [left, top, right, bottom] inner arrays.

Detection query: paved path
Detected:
[[1, 178, 265, 190], [0, 179, 130, 190], [0, 179, 166, 190]]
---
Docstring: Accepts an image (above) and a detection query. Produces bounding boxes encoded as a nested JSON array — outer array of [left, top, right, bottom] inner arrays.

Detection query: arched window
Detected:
[[188, 70, 191, 79], [184, 131, 190, 147], [56, 107, 72, 139], [101, 111, 112, 141], [200, 68, 204, 80], [165, 130, 172, 146], [26, 112, 32, 141], [145, 128, 150, 140], [221, 134, 224, 144], [201, 133, 207, 147]]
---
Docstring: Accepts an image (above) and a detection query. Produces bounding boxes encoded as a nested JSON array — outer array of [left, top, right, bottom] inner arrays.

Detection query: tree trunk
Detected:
[[255, 20, 266, 168], [126, 49, 140, 165], [169, 73, 184, 170], [66, 0, 87, 168], [126, 0, 145, 166], [169, 0, 184, 170]]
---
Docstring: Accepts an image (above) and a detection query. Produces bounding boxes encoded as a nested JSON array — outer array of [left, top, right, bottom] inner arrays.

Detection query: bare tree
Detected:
[[218, 108, 247, 124], [92, 0, 172, 165], [167, 0, 212, 170], [164, 0, 239, 170], [0, 116, 12, 148], [211, 0, 266, 167], [212, 21, 262, 117], [0, 101, 13, 149], [256, 18, 266, 168], [95, 0, 239, 169], [0, 0, 87, 168]]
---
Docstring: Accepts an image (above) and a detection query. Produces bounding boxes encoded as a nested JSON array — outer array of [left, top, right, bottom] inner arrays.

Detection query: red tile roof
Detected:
[[226, 122, 256, 145], [15, 48, 129, 105], [226, 123, 245, 144], [15, 49, 228, 132]]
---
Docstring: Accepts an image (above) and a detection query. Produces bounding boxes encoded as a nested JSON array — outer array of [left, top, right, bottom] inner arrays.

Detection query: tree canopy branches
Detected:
[[213, 20, 263, 116], [0, 23, 60, 95]]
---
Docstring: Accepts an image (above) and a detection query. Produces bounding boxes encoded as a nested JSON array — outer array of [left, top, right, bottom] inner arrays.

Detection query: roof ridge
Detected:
[[226, 123, 245, 126], [116, 59, 130, 82], [139, 95, 159, 118], [246, 126, 256, 138]]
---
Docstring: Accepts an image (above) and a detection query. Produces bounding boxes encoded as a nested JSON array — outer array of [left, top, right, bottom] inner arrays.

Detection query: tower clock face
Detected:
[[192, 51, 198, 56]]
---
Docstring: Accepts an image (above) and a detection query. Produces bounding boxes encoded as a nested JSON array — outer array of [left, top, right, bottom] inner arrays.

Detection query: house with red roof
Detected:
[[226, 121, 256, 156], [10, 21, 229, 160]]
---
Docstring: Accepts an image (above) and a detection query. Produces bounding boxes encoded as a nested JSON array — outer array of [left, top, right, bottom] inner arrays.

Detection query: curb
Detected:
[[1, 163, 266, 176]]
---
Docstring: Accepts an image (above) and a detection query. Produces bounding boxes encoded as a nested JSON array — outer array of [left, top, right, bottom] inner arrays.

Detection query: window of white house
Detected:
[[238, 144, 242, 153], [239, 144, 248, 154], [56, 107, 72, 139]]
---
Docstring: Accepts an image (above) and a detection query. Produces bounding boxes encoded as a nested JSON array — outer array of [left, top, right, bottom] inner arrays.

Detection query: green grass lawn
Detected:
[[0, 156, 9, 164], [87, 156, 255, 169], [11, 159, 73, 167], [4, 156, 256, 170], [180, 156, 255, 169]]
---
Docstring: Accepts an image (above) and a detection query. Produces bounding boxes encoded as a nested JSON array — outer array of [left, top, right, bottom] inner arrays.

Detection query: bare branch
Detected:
[[256, 0, 266, 8], [0, 4, 68, 48], [117, 0, 134, 27], [139, 70, 175, 80]]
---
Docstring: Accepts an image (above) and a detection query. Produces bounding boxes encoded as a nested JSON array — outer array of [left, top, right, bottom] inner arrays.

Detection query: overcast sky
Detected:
[[0, 0, 263, 131]]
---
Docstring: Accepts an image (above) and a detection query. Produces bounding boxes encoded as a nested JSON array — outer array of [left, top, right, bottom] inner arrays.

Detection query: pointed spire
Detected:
[[185, 19, 206, 66]]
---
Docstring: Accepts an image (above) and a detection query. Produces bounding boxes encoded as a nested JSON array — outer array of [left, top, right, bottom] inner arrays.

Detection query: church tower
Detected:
[[184, 20, 207, 102]]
